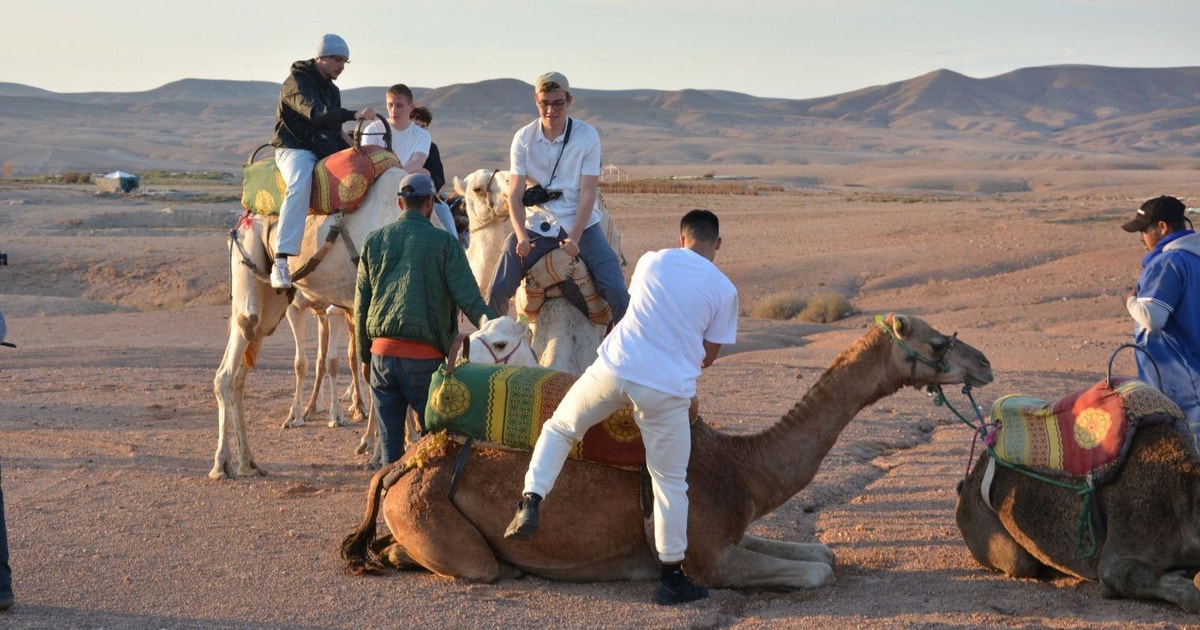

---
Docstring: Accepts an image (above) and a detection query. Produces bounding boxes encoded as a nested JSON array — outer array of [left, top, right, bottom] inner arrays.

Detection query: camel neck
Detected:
[[734, 328, 903, 517]]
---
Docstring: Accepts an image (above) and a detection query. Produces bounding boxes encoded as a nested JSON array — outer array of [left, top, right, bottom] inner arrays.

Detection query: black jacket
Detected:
[[270, 59, 356, 150], [426, 141, 446, 192]]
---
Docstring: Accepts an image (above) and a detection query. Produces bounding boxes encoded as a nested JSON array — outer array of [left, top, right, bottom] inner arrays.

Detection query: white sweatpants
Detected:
[[524, 363, 693, 563], [274, 147, 316, 257]]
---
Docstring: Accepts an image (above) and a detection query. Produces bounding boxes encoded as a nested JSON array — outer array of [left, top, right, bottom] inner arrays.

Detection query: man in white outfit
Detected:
[[504, 209, 738, 605]]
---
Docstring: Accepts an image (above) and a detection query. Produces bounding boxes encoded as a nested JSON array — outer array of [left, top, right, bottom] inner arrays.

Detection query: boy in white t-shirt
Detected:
[[361, 84, 455, 237], [504, 209, 738, 605]]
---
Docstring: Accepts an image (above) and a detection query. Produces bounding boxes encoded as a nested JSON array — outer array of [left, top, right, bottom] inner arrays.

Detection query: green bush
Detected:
[[749, 292, 806, 319], [797, 292, 855, 323]]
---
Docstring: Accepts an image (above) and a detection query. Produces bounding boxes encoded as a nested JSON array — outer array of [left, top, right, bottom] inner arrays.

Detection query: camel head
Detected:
[[467, 314, 539, 367], [876, 313, 993, 389], [454, 168, 511, 233]]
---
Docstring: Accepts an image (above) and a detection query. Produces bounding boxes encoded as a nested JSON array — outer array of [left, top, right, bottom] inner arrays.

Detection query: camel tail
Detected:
[[340, 459, 409, 575]]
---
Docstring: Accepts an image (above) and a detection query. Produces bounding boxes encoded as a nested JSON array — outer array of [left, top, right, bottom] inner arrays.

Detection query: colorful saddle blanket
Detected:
[[241, 144, 400, 216], [425, 361, 698, 468], [987, 377, 1188, 480], [523, 249, 612, 326]]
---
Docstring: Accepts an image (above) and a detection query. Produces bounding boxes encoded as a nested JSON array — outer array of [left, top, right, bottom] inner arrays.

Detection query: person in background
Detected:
[[1122, 195, 1200, 441], [269, 33, 375, 289], [0, 311, 14, 612], [409, 105, 458, 241]]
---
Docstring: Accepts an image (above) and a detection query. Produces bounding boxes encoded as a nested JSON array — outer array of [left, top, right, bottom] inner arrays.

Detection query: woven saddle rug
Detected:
[[241, 145, 400, 216], [987, 377, 1191, 482], [425, 361, 698, 468]]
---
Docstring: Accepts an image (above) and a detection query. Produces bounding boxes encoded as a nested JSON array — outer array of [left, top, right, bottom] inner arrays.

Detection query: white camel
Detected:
[[455, 167, 625, 376], [211, 167, 405, 480]]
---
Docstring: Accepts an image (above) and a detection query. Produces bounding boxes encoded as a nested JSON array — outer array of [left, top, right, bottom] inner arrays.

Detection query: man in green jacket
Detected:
[[355, 173, 496, 464]]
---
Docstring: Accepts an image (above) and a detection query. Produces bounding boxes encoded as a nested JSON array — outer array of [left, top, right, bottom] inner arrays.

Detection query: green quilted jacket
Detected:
[[354, 210, 494, 360]]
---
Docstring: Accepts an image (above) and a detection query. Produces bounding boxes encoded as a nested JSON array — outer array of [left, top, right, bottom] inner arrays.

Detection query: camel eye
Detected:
[[930, 336, 948, 354], [494, 341, 508, 350]]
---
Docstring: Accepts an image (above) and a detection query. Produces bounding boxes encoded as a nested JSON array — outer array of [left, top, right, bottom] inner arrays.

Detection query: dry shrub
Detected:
[[749, 292, 806, 319], [797, 292, 855, 323], [50, 172, 92, 184]]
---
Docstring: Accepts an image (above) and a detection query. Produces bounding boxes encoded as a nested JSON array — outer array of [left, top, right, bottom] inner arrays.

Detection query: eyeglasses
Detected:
[[536, 98, 568, 110]]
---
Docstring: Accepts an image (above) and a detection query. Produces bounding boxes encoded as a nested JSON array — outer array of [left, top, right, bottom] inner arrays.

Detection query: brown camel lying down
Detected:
[[956, 381, 1200, 613], [342, 313, 993, 590]]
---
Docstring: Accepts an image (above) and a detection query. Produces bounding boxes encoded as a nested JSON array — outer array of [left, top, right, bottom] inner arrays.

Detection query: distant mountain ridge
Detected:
[[1, 65, 1197, 176]]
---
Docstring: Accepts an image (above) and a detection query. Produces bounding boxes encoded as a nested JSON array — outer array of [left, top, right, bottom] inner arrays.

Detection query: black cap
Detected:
[[1122, 195, 1186, 233]]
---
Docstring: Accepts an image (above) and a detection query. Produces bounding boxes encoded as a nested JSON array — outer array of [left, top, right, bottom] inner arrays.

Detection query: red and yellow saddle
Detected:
[[240, 144, 400, 216], [987, 377, 1187, 480]]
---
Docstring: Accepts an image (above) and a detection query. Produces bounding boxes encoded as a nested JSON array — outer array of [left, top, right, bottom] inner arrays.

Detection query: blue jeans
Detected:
[[0, 461, 10, 596], [486, 223, 629, 322], [274, 147, 317, 257], [369, 355, 443, 465]]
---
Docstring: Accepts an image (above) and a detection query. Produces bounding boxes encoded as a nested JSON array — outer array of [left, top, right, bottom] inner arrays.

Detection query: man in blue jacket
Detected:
[[1123, 195, 1200, 442]]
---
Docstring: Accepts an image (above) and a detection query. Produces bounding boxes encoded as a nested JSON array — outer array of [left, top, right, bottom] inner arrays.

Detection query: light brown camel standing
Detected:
[[342, 314, 993, 589], [955, 383, 1200, 613], [211, 168, 405, 480]]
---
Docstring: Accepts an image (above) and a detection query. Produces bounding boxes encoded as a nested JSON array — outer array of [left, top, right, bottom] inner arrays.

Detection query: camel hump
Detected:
[[989, 377, 1189, 480]]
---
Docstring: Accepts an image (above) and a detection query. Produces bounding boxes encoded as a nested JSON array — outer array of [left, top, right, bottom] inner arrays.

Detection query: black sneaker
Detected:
[[0, 589, 13, 612], [503, 492, 542, 540], [654, 566, 709, 605]]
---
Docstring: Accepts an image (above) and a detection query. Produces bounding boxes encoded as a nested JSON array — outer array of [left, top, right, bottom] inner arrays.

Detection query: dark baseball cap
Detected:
[[1122, 195, 1186, 232], [398, 173, 436, 198]]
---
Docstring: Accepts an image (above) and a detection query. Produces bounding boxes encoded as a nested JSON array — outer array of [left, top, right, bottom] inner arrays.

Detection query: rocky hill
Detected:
[[1, 65, 1196, 177]]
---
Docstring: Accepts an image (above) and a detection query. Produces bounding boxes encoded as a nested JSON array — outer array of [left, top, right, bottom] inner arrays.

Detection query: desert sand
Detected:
[[0, 159, 1197, 630]]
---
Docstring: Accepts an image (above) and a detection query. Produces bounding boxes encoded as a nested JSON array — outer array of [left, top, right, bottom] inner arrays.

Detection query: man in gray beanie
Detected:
[[268, 34, 375, 289]]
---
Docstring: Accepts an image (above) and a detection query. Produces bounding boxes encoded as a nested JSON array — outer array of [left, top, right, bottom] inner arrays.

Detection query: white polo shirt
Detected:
[[509, 117, 602, 237]]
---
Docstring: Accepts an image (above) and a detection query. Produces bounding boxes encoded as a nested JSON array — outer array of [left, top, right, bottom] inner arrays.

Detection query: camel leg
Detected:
[[384, 488, 516, 583], [954, 462, 1042, 578], [281, 301, 309, 429], [1099, 554, 1200, 613], [311, 307, 347, 427], [705, 543, 835, 590], [738, 534, 835, 565], [213, 312, 273, 479], [339, 310, 367, 422], [356, 399, 382, 469]]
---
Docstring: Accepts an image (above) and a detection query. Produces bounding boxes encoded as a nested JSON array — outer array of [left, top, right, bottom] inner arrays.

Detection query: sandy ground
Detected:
[[1, 173, 1198, 629]]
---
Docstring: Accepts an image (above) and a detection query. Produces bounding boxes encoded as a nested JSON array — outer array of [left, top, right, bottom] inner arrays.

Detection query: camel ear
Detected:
[[891, 314, 909, 339], [479, 314, 491, 328]]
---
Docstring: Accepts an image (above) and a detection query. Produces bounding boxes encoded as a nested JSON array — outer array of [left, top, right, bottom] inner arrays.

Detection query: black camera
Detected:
[[521, 184, 562, 207]]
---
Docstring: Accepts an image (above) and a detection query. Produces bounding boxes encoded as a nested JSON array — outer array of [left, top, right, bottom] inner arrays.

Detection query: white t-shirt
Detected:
[[362, 119, 431, 166], [509, 117, 601, 237], [598, 248, 739, 398]]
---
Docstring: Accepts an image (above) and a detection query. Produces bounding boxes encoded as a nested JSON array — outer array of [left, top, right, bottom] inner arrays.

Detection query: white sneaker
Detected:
[[270, 258, 292, 289]]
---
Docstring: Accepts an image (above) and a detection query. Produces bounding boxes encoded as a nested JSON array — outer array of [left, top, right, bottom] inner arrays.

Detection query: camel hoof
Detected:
[[282, 417, 306, 429]]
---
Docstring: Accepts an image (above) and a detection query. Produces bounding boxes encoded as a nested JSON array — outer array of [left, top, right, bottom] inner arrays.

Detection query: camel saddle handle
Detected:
[[351, 113, 392, 152], [245, 143, 274, 166], [1106, 343, 1162, 390]]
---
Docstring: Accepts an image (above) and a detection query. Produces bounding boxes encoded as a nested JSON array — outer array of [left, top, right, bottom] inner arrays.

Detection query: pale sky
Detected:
[[5, 0, 1196, 100]]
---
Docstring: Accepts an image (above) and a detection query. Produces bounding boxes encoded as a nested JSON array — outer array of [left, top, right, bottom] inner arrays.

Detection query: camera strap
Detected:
[[544, 118, 572, 189]]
